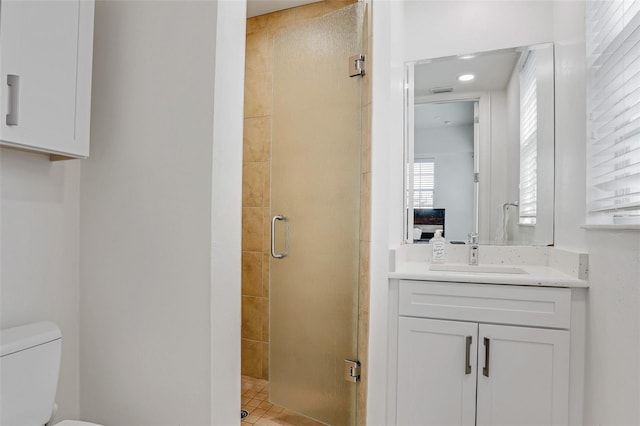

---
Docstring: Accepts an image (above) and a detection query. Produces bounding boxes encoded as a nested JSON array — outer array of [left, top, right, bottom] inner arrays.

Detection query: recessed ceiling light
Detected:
[[458, 74, 475, 82]]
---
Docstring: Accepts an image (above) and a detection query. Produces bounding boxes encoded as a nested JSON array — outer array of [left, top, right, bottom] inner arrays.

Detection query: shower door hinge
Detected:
[[344, 359, 361, 382], [474, 173, 480, 183], [349, 54, 366, 77]]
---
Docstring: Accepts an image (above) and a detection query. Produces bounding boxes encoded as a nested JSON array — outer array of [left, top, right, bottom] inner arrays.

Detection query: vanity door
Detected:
[[476, 324, 570, 426], [397, 317, 478, 426]]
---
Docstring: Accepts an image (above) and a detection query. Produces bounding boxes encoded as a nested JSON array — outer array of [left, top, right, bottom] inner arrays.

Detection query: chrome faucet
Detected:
[[468, 232, 479, 265]]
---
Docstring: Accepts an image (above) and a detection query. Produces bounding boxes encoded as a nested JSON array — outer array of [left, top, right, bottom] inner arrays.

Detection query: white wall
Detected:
[[209, 0, 246, 422], [551, 2, 640, 425], [0, 149, 80, 423], [80, 1, 244, 425], [552, 0, 587, 252], [582, 230, 640, 425], [367, 0, 404, 423], [2, 2, 245, 425], [403, 1, 554, 64]]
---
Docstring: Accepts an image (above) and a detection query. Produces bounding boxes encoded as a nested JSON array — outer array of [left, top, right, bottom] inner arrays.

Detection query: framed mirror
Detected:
[[404, 43, 554, 245]]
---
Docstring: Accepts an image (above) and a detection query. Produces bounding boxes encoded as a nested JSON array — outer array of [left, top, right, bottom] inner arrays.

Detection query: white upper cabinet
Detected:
[[0, 0, 94, 158]]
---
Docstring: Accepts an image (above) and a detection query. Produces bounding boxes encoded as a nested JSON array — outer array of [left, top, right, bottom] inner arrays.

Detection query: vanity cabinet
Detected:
[[0, 0, 94, 158], [391, 280, 584, 426]]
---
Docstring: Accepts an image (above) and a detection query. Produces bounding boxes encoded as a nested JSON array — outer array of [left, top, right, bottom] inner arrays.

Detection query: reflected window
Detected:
[[414, 158, 435, 208], [519, 50, 538, 225]]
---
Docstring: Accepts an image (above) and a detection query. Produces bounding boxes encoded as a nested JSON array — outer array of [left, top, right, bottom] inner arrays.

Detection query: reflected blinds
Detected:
[[414, 159, 435, 208], [519, 50, 538, 225], [587, 0, 640, 224]]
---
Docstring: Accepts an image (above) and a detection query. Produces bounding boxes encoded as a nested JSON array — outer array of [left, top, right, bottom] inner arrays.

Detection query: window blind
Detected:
[[586, 0, 640, 224], [519, 50, 538, 225], [414, 159, 435, 208]]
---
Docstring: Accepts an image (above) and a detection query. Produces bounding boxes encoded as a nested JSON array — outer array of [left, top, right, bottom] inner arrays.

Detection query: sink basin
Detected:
[[429, 264, 527, 274]]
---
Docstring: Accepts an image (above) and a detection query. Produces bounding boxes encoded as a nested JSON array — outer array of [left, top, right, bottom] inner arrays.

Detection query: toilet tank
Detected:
[[1, 322, 62, 426]]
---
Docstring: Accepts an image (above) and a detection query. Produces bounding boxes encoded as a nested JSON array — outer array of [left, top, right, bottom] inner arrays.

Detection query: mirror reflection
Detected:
[[405, 43, 555, 245]]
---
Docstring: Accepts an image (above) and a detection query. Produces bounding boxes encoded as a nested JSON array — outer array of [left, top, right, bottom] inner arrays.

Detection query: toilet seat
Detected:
[[55, 421, 103, 426]]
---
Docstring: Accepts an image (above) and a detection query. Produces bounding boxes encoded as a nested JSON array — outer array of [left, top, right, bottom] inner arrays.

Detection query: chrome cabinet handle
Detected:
[[271, 215, 288, 259], [6, 74, 19, 126], [465, 336, 472, 374], [483, 337, 490, 377]]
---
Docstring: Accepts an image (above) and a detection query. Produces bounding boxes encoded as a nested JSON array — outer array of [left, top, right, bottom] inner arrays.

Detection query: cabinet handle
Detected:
[[483, 337, 490, 377], [465, 336, 472, 374], [271, 215, 288, 259], [6, 74, 20, 126]]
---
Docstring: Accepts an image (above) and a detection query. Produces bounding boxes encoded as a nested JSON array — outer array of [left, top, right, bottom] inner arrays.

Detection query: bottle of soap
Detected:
[[430, 229, 446, 264]]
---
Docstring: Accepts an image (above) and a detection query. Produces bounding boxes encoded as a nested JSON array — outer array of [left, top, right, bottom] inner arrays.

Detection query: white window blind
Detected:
[[414, 159, 435, 208], [519, 50, 538, 225], [586, 0, 640, 224]]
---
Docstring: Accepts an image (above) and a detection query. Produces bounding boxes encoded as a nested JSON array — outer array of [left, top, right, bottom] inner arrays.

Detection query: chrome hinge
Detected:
[[344, 359, 361, 382], [474, 173, 480, 183], [349, 54, 366, 77]]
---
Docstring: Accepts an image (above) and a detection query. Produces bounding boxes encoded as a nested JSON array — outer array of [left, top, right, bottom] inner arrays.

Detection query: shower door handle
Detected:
[[271, 215, 289, 259]]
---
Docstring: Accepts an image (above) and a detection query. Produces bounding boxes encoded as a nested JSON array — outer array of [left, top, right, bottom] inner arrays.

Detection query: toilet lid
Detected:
[[55, 421, 103, 426]]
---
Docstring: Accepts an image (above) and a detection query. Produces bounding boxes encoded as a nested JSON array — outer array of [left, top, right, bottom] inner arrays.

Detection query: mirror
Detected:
[[404, 43, 554, 245]]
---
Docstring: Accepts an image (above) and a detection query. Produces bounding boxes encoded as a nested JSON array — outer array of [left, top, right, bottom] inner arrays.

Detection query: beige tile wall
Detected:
[[242, 0, 371, 422]]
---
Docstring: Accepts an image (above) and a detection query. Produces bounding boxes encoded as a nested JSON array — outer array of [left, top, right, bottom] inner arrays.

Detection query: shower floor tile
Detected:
[[241, 375, 326, 425]]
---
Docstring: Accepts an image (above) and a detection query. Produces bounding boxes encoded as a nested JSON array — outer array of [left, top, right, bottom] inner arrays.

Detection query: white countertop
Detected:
[[390, 261, 589, 288]]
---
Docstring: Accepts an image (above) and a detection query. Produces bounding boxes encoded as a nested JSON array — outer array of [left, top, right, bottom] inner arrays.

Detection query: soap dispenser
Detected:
[[430, 229, 446, 264]]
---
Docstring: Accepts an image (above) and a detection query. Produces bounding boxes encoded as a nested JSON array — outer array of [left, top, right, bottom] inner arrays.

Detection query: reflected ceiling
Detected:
[[414, 49, 519, 97], [415, 102, 475, 129]]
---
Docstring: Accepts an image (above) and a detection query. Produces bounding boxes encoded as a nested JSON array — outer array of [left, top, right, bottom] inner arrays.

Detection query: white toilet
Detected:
[[0, 322, 102, 426]]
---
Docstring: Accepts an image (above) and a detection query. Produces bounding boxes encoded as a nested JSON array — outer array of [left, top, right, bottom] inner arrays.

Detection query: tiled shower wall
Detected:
[[241, 0, 371, 422]]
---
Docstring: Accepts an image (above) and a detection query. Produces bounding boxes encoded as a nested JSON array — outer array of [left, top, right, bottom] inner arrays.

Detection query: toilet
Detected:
[[0, 322, 102, 426]]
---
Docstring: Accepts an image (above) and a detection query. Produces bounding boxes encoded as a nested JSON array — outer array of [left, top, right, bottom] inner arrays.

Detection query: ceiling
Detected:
[[247, 0, 323, 18]]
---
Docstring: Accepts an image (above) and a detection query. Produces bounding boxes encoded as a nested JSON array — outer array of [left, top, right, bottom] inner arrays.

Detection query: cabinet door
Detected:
[[476, 324, 570, 426], [0, 0, 94, 157], [397, 317, 478, 426]]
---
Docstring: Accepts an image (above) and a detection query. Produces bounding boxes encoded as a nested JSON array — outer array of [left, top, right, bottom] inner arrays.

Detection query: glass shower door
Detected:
[[270, 4, 364, 426]]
